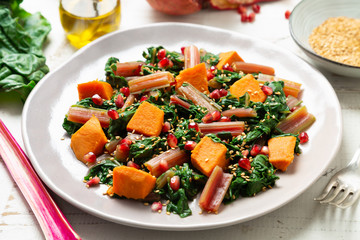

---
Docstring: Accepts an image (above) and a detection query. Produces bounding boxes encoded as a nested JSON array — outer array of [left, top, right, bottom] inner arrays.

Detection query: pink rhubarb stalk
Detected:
[[114, 61, 144, 77], [128, 71, 174, 94], [0, 120, 81, 239], [198, 121, 245, 136], [222, 108, 257, 118], [170, 95, 191, 109], [199, 165, 233, 213], [184, 45, 200, 69], [145, 148, 189, 177], [277, 105, 316, 134], [121, 94, 135, 111], [67, 106, 110, 127]]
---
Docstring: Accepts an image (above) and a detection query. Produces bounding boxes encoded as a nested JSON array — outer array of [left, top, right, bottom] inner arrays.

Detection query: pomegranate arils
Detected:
[[120, 138, 132, 146], [248, 12, 256, 22], [207, 69, 215, 81], [262, 85, 273, 95], [181, 46, 185, 55], [222, 63, 234, 72], [86, 176, 100, 187], [285, 10, 291, 19], [219, 116, 231, 122], [127, 161, 140, 169], [151, 201, 163, 212], [115, 143, 130, 161], [83, 152, 96, 164], [242, 149, 249, 158], [167, 133, 178, 148], [210, 65, 217, 72], [184, 140, 197, 151], [241, 13, 248, 22], [219, 89, 228, 97], [140, 95, 148, 102], [211, 111, 221, 122], [170, 176, 180, 192], [290, 106, 299, 112], [92, 94, 103, 105], [188, 122, 200, 132], [238, 158, 251, 171], [115, 94, 124, 108], [162, 121, 171, 132], [158, 57, 170, 68], [120, 87, 130, 97], [299, 132, 309, 144], [250, 144, 261, 156], [252, 4, 260, 13], [157, 49, 166, 60], [202, 112, 214, 123], [209, 89, 221, 99], [260, 146, 269, 155], [159, 159, 169, 174], [237, 5, 247, 15], [107, 109, 119, 120]]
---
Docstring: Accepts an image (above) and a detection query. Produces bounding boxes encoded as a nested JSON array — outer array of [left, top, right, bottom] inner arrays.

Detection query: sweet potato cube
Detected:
[[216, 51, 244, 70], [70, 116, 108, 163], [77, 80, 114, 100], [126, 101, 164, 137], [229, 74, 267, 103], [112, 166, 156, 199], [268, 136, 297, 171], [176, 62, 209, 94], [191, 136, 229, 177]]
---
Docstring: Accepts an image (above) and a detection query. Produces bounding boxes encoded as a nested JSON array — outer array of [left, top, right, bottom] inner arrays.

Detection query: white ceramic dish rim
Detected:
[[22, 22, 342, 230], [289, 0, 360, 70]]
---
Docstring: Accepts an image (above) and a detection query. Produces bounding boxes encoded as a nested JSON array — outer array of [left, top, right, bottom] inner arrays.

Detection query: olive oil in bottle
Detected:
[[59, 0, 121, 49]]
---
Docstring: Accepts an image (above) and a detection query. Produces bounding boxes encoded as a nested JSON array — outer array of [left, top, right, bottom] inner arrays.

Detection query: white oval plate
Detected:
[[22, 23, 342, 230]]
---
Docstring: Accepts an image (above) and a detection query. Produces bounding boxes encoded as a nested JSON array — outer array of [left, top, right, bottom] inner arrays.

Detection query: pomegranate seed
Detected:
[[219, 116, 231, 122], [252, 4, 260, 13], [242, 149, 249, 157], [159, 159, 169, 174], [262, 85, 273, 95], [120, 87, 130, 97], [188, 122, 200, 132], [260, 146, 269, 155], [92, 94, 103, 105], [209, 89, 221, 99], [207, 69, 215, 80], [210, 65, 217, 72], [158, 57, 170, 68], [151, 201, 163, 212], [170, 176, 180, 192], [115, 94, 124, 108], [133, 64, 143, 76], [290, 106, 299, 112], [202, 112, 214, 123], [167, 133, 178, 148], [127, 161, 140, 169], [285, 10, 291, 19], [107, 109, 119, 120], [86, 176, 100, 187], [222, 63, 234, 72], [237, 5, 247, 14], [299, 132, 309, 144], [115, 143, 130, 161], [250, 144, 262, 156], [83, 152, 96, 164], [140, 95, 148, 102], [241, 13, 248, 22], [238, 158, 251, 170], [157, 49, 166, 60], [120, 138, 132, 146], [184, 140, 197, 151], [162, 121, 171, 132], [248, 12, 256, 22], [211, 111, 221, 122], [181, 46, 185, 55], [219, 89, 228, 97]]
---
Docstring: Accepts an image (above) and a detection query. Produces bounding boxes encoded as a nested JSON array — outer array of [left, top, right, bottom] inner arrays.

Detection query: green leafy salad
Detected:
[[62, 45, 315, 218]]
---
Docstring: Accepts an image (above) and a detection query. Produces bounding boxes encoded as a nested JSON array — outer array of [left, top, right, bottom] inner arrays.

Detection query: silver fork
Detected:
[[315, 147, 360, 208]]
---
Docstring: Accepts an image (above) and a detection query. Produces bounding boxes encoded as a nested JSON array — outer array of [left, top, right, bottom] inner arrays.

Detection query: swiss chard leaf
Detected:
[[84, 159, 121, 185], [104, 57, 128, 89]]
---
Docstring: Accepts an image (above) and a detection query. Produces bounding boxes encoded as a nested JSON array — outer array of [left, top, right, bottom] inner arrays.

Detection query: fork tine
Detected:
[[314, 180, 339, 201], [329, 189, 351, 207], [320, 184, 343, 204], [337, 191, 360, 208]]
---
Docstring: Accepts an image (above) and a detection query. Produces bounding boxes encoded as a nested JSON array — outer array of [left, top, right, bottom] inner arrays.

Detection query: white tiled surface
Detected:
[[1, 0, 360, 239]]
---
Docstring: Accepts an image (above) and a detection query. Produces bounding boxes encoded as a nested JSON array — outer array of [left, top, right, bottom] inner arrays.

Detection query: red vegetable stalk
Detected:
[[67, 106, 110, 128], [114, 61, 145, 77], [128, 71, 174, 94], [198, 121, 245, 136], [199, 165, 233, 213], [177, 83, 222, 113], [277, 105, 316, 134], [144, 148, 189, 177], [184, 45, 200, 69], [222, 108, 257, 118], [170, 95, 191, 109]]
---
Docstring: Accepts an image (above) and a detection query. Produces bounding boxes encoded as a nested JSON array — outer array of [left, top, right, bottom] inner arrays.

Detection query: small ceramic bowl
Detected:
[[289, 0, 360, 78]]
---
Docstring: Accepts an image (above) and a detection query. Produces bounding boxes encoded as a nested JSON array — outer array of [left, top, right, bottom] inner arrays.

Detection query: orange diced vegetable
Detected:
[[229, 74, 267, 103], [126, 101, 164, 137], [216, 51, 244, 70], [232, 61, 275, 75], [268, 136, 297, 171], [70, 116, 108, 163], [112, 166, 156, 199], [176, 62, 209, 94], [191, 136, 228, 177], [77, 80, 113, 100]]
